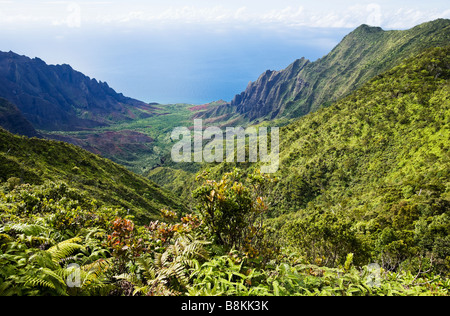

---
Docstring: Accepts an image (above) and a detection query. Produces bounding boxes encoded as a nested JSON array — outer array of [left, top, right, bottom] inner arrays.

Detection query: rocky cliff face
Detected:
[[196, 19, 450, 125], [0, 51, 156, 131], [231, 58, 310, 121]]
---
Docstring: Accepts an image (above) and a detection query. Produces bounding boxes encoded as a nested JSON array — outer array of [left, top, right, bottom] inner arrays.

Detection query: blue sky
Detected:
[[1, 1, 449, 104]]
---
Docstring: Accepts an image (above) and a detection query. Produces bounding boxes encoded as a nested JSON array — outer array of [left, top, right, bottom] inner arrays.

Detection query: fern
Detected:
[[0, 281, 20, 296], [81, 258, 111, 277], [7, 223, 49, 236], [24, 267, 68, 296], [24, 276, 56, 290], [47, 237, 85, 264], [29, 251, 56, 269], [131, 235, 209, 296]]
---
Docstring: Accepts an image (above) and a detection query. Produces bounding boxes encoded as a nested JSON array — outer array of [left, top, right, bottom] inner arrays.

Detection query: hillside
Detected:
[[0, 127, 186, 224], [0, 51, 203, 174], [45, 102, 209, 174], [195, 19, 450, 126], [270, 45, 449, 213], [203, 45, 449, 271], [0, 51, 158, 131]]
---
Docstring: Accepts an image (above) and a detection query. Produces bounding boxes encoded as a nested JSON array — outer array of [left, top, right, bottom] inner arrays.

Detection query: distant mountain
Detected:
[[196, 19, 450, 125], [0, 51, 158, 131], [0, 97, 40, 138]]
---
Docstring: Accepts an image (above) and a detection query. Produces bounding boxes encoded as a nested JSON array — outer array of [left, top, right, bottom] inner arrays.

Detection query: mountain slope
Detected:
[[196, 19, 450, 125], [270, 45, 450, 214], [203, 45, 449, 269], [272, 45, 450, 269], [0, 51, 158, 131], [0, 127, 186, 224]]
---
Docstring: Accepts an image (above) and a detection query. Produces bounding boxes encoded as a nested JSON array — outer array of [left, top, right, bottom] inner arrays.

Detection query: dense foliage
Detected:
[[267, 46, 450, 274], [1, 170, 448, 296]]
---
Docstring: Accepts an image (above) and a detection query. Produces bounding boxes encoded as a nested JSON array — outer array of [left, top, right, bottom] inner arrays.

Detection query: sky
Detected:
[[1, 0, 449, 104]]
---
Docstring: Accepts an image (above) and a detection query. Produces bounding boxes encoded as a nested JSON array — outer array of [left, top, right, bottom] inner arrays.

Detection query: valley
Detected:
[[43, 102, 207, 174]]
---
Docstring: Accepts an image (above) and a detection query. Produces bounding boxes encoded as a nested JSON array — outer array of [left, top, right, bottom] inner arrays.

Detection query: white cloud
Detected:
[[366, 3, 383, 26], [382, 8, 450, 29], [234, 7, 247, 20], [52, 2, 81, 28], [0, 1, 449, 30]]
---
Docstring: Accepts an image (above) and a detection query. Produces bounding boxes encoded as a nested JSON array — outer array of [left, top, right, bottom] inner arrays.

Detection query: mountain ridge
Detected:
[[191, 45, 450, 271], [195, 18, 450, 125], [0, 50, 158, 131]]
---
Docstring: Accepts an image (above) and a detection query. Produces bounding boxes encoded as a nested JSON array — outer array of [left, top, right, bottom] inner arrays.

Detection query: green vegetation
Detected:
[[1, 169, 448, 296], [0, 128, 185, 224], [204, 46, 450, 277], [44, 103, 207, 174], [269, 46, 450, 273], [0, 98, 39, 138], [1, 26, 450, 297]]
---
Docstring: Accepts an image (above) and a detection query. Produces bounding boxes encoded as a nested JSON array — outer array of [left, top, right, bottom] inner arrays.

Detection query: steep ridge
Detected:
[[195, 19, 450, 125], [0, 51, 158, 131]]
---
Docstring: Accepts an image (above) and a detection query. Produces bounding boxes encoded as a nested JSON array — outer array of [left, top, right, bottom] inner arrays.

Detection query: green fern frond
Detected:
[[29, 250, 56, 269], [82, 258, 111, 278], [47, 237, 84, 264], [163, 250, 173, 262], [0, 281, 19, 296], [171, 263, 189, 285], [0, 233, 13, 244], [115, 273, 138, 284], [136, 257, 157, 280], [154, 252, 163, 268], [133, 285, 150, 296], [24, 267, 68, 295], [24, 276, 56, 290], [8, 223, 49, 236], [183, 240, 210, 260], [182, 258, 201, 270], [58, 237, 83, 245], [19, 234, 53, 246]]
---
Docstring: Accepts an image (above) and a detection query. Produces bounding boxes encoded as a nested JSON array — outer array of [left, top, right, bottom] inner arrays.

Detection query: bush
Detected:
[[192, 169, 279, 264]]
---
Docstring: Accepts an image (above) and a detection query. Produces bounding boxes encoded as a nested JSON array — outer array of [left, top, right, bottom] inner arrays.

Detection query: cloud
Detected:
[[100, 3, 448, 30], [382, 8, 450, 29], [100, 5, 307, 28], [0, 1, 449, 30], [60, 2, 81, 28], [366, 3, 383, 26], [0, 1, 82, 28]]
